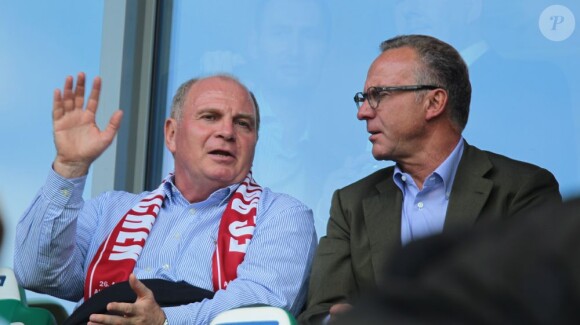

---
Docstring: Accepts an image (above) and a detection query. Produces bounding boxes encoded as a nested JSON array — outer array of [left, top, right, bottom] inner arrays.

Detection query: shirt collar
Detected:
[[162, 173, 240, 206], [434, 138, 465, 195], [393, 138, 465, 194]]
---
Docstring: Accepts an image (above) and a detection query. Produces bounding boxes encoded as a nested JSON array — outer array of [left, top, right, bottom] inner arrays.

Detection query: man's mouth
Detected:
[[368, 131, 380, 142], [209, 149, 234, 158]]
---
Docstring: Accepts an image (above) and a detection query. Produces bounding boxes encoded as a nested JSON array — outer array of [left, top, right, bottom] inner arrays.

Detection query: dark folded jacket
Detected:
[[64, 279, 214, 325]]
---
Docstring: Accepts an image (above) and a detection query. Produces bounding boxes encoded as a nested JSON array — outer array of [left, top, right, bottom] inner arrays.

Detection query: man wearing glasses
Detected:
[[299, 34, 561, 324]]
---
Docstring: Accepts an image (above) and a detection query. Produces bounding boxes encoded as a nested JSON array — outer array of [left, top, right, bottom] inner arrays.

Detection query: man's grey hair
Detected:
[[380, 34, 471, 131]]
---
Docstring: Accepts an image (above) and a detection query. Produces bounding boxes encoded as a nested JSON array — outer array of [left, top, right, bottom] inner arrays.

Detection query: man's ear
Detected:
[[165, 118, 177, 154], [425, 88, 448, 121]]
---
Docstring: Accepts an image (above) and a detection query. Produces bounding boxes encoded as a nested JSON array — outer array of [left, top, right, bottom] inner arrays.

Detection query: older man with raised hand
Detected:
[[299, 34, 561, 324], [15, 73, 317, 325]]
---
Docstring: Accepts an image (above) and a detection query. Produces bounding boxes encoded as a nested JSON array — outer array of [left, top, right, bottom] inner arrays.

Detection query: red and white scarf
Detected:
[[84, 172, 262, 300]]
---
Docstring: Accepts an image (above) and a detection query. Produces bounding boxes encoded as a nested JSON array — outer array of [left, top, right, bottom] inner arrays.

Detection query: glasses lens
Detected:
[[367, 87, 379, 109], [354, 92, 364, 108]]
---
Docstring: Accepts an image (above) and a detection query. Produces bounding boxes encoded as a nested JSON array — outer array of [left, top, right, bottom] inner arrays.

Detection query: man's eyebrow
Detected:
[[235, 113, 256, 122], [196, 107, 221, 114]]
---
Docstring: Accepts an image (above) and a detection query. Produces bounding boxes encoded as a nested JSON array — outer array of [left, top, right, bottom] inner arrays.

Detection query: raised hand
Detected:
[[88, 274, 166, 325], [52, 72, 123, 178]]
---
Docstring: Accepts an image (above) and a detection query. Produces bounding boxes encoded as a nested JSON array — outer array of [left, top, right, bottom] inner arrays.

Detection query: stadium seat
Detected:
[[211, 305, 297, 325], [0, 267, 57, 325]]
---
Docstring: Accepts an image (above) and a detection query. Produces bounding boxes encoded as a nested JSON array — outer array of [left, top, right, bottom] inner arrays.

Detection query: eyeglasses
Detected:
[[354, 85, 441, 110]]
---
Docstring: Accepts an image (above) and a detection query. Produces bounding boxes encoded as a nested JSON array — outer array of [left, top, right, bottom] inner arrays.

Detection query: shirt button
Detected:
[[174, 233, 181, 240], [145, 267, 152, 272], [417, 202, 424, 209], [60, 189, 71, 197], [401, 175, 407, 182], [162, 264, 170, 270], [189, 208, 196, 215]]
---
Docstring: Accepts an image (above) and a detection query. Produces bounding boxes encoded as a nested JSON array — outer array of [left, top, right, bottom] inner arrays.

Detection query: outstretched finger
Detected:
[[74, 72, 86, 110], [86, 76, 102, 115], [100, 110, 124, 145], [53, 89, 64, 121], [62, 75, 74, 113], [128, 273, 153, 299], [106, 301, 134, 317], [88, 312, 125, 325]]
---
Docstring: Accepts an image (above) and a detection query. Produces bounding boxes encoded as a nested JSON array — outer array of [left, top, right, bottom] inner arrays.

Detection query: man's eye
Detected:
[[201, 114, 216, 121], [370, 90, 389, 100], [236, 120, 251, 129]]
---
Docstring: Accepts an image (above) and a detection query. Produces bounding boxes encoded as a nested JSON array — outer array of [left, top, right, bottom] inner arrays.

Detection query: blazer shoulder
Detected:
[[462, 143, 558, 191], [467, 144, 555, 177]]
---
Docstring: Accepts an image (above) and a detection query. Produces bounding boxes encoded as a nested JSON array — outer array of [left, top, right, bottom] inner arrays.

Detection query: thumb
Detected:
[[129, 274, 153, 300], [101, 109, 124, 143]]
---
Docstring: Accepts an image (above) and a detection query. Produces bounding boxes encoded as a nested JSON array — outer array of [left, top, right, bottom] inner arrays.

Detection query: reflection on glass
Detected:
[[393, 0, 579, 196], [164, 0, 580, 238]]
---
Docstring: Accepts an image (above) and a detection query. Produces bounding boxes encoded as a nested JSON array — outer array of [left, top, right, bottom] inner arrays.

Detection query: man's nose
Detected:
[[357, 100, 375, 121], [216, 120, 235, 141]]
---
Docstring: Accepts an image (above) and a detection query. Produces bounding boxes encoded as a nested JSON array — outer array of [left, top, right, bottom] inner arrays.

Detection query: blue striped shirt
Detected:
[[14, 169, 317, 324]]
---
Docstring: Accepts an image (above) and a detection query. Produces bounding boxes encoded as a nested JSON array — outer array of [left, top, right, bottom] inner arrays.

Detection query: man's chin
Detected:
[[371, 149, 391, 161], [210, 170, 248, 186]]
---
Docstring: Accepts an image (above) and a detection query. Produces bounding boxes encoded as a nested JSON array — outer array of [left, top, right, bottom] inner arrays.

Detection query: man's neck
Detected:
[[173, 174, 227, 204], [398, 134, 462, 190]]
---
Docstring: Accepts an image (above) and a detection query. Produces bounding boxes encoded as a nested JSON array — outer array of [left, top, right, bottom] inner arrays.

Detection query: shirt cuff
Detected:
[[43, 167, 87, 207]]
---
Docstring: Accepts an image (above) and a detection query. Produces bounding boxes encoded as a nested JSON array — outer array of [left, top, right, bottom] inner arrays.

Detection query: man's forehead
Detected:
[[185, 78, 255, 113], [366, 48, 418, 85], [190, 76, 246, 95], [373, 47, 418, 68]]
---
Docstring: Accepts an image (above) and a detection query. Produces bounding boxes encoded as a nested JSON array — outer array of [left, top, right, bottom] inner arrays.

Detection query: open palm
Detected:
[[52, 73, 123, 178]]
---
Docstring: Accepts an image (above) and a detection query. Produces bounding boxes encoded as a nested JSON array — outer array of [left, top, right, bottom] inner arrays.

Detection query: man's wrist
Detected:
[[52, 158, 90, 179]]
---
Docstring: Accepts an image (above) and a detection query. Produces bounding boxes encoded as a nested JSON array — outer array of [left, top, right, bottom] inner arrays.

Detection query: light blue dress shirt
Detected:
[[14, 169, 317, 324], [394, 139, 464, 245]]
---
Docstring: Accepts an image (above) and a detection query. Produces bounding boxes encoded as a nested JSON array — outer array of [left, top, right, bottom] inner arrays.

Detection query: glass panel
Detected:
[[0, 0, 103, 313], [158, 0, 580, 238]]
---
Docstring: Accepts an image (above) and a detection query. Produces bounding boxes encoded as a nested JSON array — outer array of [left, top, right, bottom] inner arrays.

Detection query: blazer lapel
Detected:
[[444, 142, 494, 230], [362, 175, 403, 281]]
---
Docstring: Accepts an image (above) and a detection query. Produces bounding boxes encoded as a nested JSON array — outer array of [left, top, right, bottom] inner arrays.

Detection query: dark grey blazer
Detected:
[[299, 142, 562, 324]]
